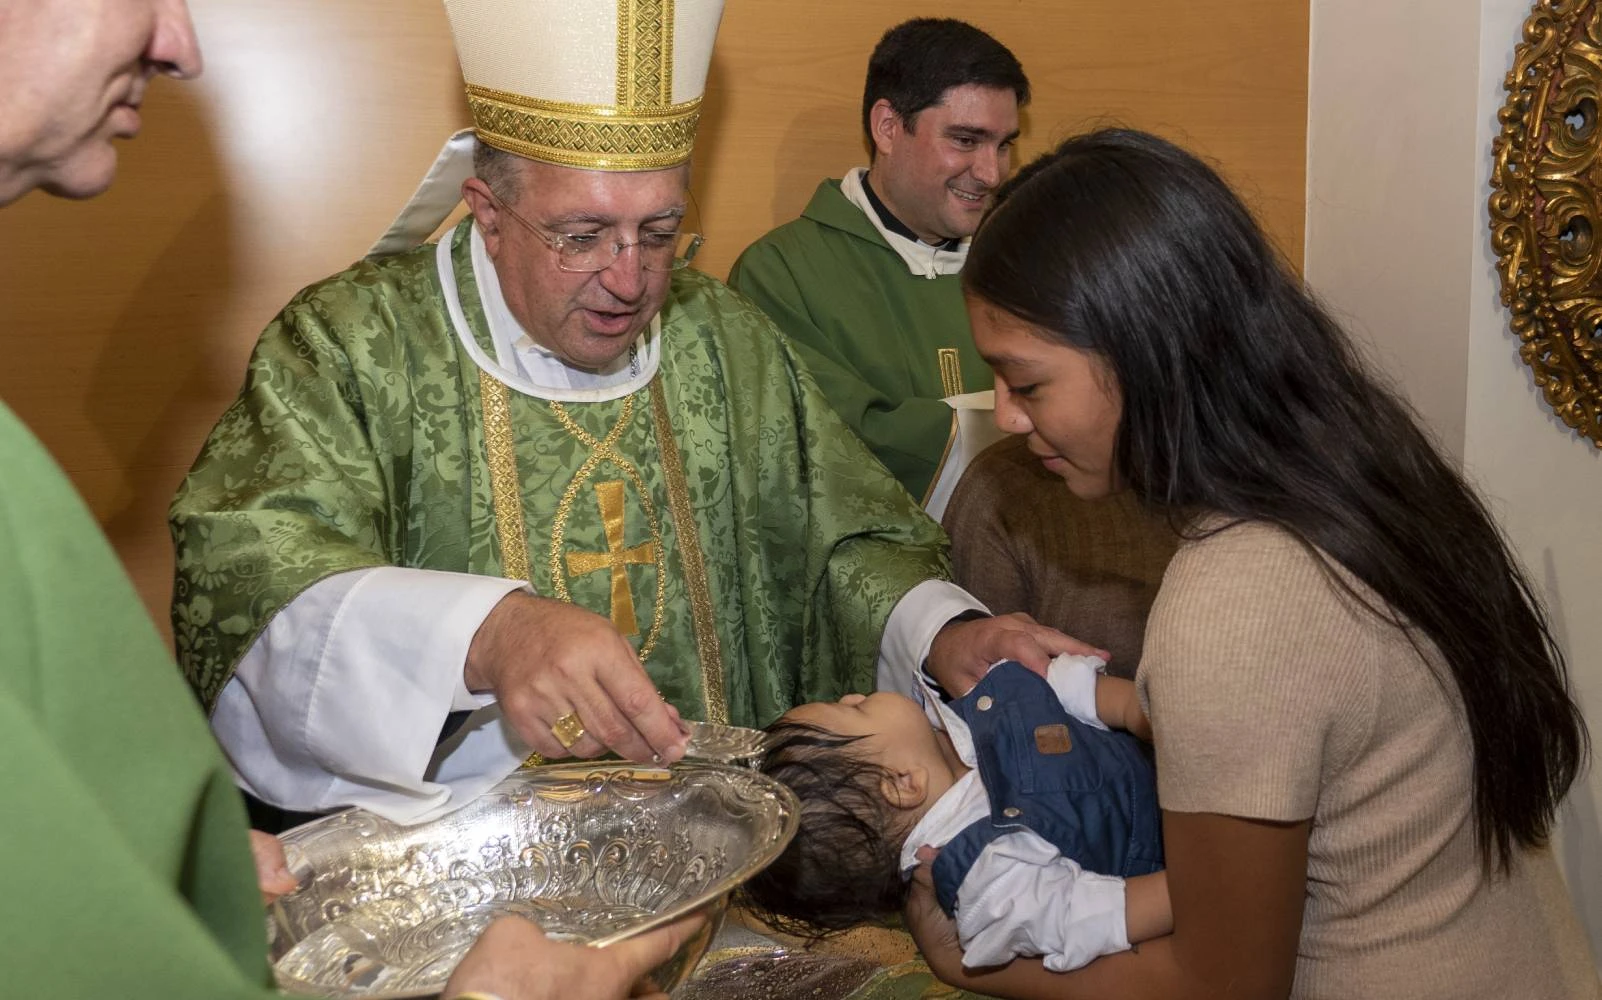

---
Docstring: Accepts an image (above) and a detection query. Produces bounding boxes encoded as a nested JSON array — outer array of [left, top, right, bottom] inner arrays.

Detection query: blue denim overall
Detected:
[[930, 661, 1164, 917]]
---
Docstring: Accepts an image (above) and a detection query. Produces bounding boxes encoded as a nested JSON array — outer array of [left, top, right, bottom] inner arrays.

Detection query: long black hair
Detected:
[[741, 720, 911, 937], [963, 128, 1587, 870]]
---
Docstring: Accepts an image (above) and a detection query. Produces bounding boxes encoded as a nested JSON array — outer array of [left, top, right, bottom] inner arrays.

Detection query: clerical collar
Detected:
[[860, 174, 962, 252], [440, 221, 660, 404]]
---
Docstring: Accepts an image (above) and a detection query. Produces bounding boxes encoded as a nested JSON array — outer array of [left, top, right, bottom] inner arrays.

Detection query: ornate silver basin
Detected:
[[267, 762, 799, 998]]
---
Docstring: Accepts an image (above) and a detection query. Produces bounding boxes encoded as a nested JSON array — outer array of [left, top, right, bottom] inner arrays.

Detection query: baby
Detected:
[[746, 656, 1170, 973]]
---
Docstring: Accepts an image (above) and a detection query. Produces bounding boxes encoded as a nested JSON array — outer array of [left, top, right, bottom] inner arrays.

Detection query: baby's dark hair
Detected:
[[741, 718, 912, 937]]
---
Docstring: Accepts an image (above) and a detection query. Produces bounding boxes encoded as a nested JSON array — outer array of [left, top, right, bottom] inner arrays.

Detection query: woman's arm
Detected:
[[906, 811, 1310, 1000]]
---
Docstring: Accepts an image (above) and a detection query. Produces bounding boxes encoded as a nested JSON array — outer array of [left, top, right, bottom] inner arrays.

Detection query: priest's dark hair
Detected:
[[963, 128, 1589, 873], [861, 18, 1029, 152], [740, 719, 912, 938]]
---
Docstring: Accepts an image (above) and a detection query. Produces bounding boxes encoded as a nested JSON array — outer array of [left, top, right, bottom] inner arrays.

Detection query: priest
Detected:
[[171, 0, 1081, 827]]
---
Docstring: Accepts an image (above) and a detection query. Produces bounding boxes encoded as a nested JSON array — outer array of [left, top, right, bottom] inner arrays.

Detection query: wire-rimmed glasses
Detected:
[[488, 191, 703, 272]]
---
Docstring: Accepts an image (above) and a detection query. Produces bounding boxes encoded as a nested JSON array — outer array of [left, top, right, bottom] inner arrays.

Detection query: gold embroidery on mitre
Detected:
[[566, 480, 658, 636], [548, 397, 667, 658], [618, 0, 675, 107], [938, 347, 964, 399], [467, 88, 702, 171]]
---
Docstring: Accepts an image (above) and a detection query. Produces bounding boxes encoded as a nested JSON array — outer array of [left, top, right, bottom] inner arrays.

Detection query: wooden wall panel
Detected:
[[0, 0, 1307, 637]]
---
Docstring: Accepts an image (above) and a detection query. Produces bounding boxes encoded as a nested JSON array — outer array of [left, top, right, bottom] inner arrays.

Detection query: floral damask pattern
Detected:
[[170, 219, 950, 724]]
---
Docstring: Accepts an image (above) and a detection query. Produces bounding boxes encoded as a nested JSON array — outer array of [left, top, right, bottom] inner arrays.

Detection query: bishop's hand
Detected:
[[464, 592, 689, 764], [925, 612, 1108, 699]]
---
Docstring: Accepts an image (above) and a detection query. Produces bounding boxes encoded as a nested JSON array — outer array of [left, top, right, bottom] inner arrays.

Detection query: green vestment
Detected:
[[728, 178, 990, 499], [0, 402, 276, 997], [171, 219, 950, 730]]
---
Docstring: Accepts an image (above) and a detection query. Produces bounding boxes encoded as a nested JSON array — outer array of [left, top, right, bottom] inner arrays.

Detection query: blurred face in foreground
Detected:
[[0, 0, 202, 206]]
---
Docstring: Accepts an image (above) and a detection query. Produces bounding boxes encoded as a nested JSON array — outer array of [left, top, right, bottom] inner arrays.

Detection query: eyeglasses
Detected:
[[488, 191, 703, 273]]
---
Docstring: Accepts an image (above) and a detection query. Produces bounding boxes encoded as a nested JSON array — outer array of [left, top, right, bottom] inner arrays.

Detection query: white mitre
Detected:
[[372, 0, 726, 254]]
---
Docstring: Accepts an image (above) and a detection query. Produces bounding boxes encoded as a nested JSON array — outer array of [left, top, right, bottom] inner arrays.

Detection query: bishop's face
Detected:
[[472, 159, 687, 373], [0, 0, 202, 206]]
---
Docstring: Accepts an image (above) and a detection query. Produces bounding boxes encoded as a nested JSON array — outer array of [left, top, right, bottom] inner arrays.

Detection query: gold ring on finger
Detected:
[[551, 711, 586, 749]]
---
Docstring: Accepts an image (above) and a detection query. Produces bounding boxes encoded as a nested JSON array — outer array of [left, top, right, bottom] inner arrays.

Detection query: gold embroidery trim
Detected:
[[467, 89, 701, 171], [938, 347, 964, 399], [479, 371, 532, 583], [548, 396, 667, 658], [648, 379, 727, 725], [921, 410, 963, 509], [618, 0, 674, 107], [480, 370, 722, 759]]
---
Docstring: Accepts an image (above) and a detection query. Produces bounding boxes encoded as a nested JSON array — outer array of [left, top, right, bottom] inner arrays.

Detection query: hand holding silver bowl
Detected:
[[267, 762, 797, 998]]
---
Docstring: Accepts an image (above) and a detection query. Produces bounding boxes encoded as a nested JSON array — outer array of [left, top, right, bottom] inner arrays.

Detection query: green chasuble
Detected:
[[171, 218, 950, 729], [0, 402, 276, 997], [729, 178, 991, 500]]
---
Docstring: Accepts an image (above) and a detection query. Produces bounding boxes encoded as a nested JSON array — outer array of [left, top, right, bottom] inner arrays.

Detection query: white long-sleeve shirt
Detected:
[[900, 656, 1134, 973]]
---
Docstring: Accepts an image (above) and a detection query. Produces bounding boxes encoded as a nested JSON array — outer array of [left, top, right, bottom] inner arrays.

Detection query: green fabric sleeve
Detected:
[[170, 255, 460, 709], [0, 700, 279, 998], [0, 401, 277, 998]]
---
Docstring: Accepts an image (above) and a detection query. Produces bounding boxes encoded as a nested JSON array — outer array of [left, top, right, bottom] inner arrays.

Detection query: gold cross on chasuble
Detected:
[[566, 480, 657, 636]]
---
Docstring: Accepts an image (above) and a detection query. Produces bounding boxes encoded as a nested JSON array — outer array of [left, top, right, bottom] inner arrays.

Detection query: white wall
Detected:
[[1465, 0, 1602, 945], [1306, 0, 1602, 962]]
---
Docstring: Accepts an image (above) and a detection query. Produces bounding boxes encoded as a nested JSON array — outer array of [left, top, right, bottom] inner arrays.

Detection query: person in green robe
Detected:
[[729, 19, 1030, 501], [1, 1, 706, 997], [169, 0, 1080, 830]]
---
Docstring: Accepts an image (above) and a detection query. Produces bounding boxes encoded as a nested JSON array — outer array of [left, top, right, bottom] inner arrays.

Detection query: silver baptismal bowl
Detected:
[[267, 762, 799, 998]]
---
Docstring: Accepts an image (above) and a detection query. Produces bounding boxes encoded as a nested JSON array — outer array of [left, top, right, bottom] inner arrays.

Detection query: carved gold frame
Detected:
[[1490, 0, 1602, 448]]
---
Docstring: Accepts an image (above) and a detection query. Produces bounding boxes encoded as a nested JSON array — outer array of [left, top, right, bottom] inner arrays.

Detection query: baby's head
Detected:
[[743, 692, 953, 936]]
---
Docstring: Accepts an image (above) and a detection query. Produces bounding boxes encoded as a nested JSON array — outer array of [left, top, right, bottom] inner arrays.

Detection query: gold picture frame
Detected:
[[1490, 0, 1602, 448]]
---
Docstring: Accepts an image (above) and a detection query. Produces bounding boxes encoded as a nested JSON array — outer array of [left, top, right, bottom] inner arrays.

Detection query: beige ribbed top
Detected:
[[1137, 520, 1598, 999]]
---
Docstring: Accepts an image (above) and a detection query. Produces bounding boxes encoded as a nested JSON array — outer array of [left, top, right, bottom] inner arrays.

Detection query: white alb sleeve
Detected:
[[876, 579, 987, 698], [954, 830, 1130, 972], [210, 566, 531, 825]]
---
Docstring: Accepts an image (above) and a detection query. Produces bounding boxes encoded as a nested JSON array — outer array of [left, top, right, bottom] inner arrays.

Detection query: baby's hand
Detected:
[[1096, 676, 1153, 741]]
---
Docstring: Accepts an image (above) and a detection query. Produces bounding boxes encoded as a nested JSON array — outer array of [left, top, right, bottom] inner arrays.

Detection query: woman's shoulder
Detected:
[[1150, 516, 1393, 658], [1164, 517, 1323, 589]]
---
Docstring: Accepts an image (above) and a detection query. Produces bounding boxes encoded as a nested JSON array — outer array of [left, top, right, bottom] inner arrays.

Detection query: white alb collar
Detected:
[[841, 167, 969, 279], [432, 222, 661, 403]]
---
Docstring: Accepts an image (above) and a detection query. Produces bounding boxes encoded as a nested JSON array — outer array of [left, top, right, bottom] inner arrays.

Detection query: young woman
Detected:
[[903, 128, 1595, 999]]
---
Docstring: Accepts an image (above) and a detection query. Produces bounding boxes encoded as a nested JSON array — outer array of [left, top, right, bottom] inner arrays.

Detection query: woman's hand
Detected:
[[443, 911, 708, 1000]]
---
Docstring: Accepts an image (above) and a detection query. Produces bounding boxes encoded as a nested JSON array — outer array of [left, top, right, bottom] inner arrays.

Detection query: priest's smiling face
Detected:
[[866, 83, 1020, 245], [0, 0, 202, 207], [470, 159, 688, 372]]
